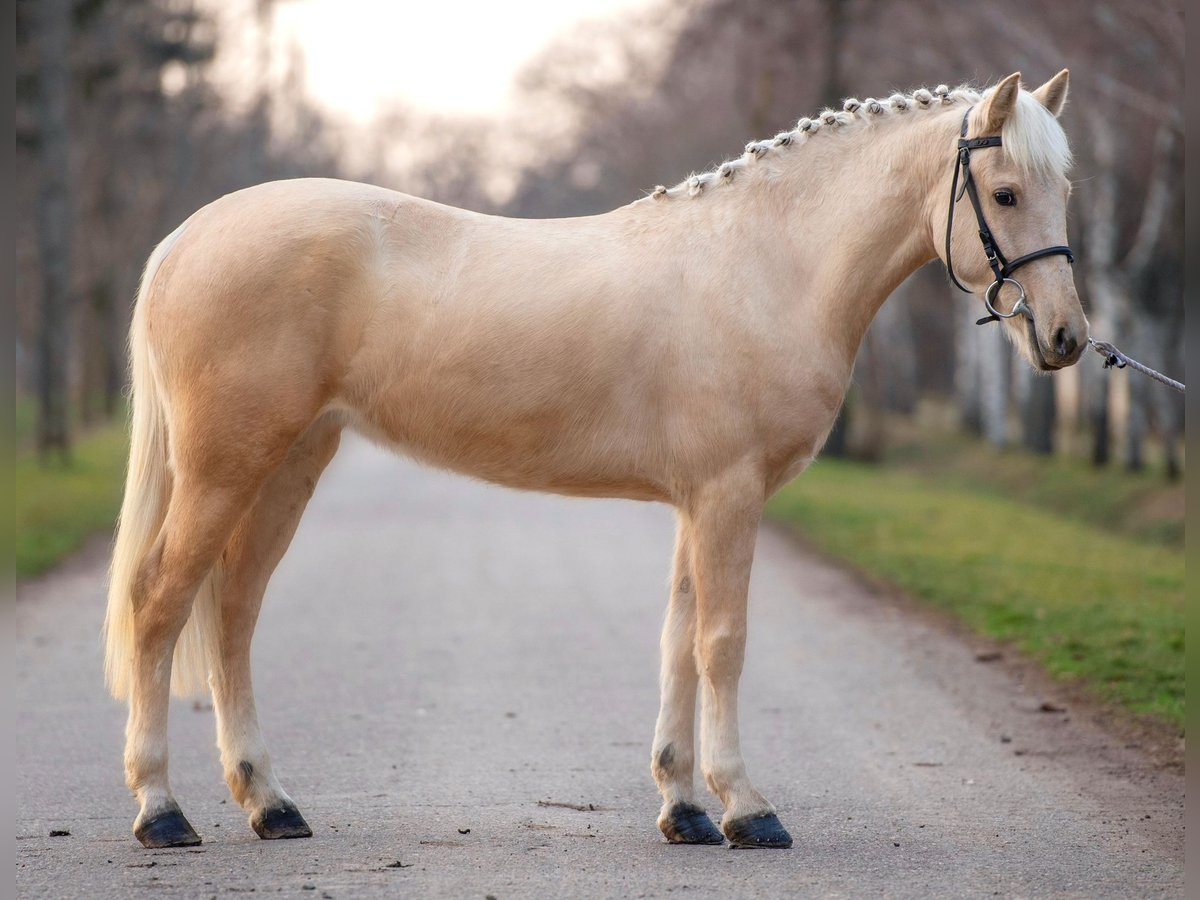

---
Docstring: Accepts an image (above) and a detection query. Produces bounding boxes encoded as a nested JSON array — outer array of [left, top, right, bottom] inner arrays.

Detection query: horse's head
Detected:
[[936, 70, 1087, 371]]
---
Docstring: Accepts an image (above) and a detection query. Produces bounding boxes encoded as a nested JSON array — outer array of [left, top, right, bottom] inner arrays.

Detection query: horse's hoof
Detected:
[[252, 801, 313, 840], [134, 805, 202, 849], [724, 812, 793, 849], [659, 803, 725, 844]]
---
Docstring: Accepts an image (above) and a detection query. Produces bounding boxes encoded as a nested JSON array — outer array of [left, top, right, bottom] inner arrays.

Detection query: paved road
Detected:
[[16, 437, 1183, 898]]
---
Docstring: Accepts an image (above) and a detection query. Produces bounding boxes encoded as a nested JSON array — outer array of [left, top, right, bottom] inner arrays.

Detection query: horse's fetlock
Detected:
[[703, 770, 722, 799], [652, 742, 680, 782], [125, 746, 167, 793], [225, 765, 259, 806], [656, 743, 675, 770]]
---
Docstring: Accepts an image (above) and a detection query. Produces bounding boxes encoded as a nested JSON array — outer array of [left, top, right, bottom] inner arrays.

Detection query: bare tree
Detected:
[[16, 0, 344, 444], [33, 0, 73, 460]]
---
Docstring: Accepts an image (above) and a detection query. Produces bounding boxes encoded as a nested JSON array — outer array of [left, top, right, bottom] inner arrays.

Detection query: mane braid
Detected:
[[644, 83, 983, 202]]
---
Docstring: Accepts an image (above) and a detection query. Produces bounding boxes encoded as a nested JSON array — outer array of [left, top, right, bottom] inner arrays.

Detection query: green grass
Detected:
[[767, 458, 1184, 728], [15, 420, 128, 578], [881, 421, 1184, 547]]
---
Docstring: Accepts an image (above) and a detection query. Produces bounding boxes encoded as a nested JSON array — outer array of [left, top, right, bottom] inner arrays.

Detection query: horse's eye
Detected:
[[994, 189, 1017, 207]]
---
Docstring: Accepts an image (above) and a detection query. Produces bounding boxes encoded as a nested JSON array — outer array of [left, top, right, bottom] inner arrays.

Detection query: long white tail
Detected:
[[104, 223, 222, 700]]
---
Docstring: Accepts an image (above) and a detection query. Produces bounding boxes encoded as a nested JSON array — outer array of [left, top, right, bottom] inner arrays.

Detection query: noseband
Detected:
[[944, 108, 1074, 326]]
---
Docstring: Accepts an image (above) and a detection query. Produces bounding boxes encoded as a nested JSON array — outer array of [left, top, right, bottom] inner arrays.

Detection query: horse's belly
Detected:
[[345, 384, 672, 502]]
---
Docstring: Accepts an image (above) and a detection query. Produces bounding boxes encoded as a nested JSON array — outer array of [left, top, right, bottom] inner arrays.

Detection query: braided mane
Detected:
[[642, 80, 1069, 202]]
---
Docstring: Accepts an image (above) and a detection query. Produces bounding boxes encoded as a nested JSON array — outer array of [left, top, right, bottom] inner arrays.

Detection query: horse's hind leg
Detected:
[[127, 475, 269, 848], [210, 414, 342, 839], [651, 514, 724, 844]]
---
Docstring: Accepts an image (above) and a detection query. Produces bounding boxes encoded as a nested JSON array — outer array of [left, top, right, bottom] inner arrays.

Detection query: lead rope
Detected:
[[1087, 338, 1185, 393]]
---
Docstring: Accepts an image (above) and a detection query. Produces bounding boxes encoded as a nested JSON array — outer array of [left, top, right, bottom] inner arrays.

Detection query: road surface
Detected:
[[16, 437, 1183, 898]]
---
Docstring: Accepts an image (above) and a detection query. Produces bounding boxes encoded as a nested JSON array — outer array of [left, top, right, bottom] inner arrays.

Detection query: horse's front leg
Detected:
[[691, 466, 792, 848], [651, 515, 724, 844]]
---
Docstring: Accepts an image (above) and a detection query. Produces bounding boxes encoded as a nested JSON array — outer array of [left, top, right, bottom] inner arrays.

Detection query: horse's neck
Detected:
[[689, 110, 954, 365], [786, 115, 951, 360]]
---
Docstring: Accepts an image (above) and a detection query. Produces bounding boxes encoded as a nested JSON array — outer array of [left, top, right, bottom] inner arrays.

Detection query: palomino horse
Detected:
[[105, 70, 1086, 849]]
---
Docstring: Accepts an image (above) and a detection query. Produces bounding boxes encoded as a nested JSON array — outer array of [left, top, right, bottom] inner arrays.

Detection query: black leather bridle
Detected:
[[944, 107, 1074, 326]]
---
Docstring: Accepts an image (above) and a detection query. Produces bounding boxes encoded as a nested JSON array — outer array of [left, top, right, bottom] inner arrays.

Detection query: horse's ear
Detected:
[[979, 72, 1022, 133], [1031, 69, 1070, 117]]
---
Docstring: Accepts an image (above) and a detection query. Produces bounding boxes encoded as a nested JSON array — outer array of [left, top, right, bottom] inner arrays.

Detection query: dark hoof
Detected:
[[724, 812, 793, 849], [659, 803, 725, 844], [134, 805, 202, 849], [252, 802, 313, 840]]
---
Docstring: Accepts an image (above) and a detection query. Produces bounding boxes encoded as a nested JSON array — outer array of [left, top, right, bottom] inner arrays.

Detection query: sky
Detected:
[[267, 0, 648, 121]]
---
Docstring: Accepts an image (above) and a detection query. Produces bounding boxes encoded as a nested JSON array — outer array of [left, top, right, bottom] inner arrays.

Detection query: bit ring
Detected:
[[984, 277, 1030, 320]]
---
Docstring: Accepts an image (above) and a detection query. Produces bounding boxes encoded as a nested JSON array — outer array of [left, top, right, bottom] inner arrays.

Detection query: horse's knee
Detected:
[[696, 626, 746, 681]]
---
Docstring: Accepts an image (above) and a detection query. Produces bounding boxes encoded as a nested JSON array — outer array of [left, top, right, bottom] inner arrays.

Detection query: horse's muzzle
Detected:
[[1036, 319, 1085, 370]]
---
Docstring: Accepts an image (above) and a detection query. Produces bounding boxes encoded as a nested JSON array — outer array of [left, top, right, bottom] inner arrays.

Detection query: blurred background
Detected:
[[13, 1, 1184, 725]]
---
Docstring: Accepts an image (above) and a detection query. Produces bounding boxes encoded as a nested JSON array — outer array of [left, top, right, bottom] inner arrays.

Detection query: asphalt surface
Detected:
[[16, 436, 1183, 898]]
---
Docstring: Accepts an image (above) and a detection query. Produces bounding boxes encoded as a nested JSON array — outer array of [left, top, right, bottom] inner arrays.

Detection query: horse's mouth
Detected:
[[1025, 315, 1082, 371], [1024, 317, 1057, 371]]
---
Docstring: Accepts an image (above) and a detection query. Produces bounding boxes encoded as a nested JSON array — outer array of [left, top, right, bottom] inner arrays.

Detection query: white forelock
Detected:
[[989, 89, 1073, 177]]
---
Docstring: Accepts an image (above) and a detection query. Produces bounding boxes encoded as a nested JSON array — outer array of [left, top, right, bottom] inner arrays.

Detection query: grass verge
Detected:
[[766, 457, 1184, 729], [15, 421, 128, 578], [881, 418, 1184, 548]]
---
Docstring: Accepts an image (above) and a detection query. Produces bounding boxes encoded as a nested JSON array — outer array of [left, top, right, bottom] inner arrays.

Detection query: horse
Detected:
[[104, 70, 1085, 850]]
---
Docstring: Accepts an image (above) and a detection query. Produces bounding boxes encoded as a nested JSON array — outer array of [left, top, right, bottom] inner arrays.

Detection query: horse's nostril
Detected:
[[1055, 326, 1077, 359]]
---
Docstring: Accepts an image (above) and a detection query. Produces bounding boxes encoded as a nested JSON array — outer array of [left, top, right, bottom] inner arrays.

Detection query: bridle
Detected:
[[940, 106, 1184, 393], [944, 107, 1074, 327]]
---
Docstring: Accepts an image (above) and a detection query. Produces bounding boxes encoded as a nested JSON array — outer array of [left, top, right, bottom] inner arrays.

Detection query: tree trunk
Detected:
[[90, 273, 124, 419], [823, 396, 850, 458], [820, 0, 847, 106], [1090, 377, 1110, 467], [1161, 405, 1180, 481], [34, 0, 73, 462], [871, 295, 917, 414], [850, 330, 887, 462], [980, 327, 1009, 448], [1123, 356, 1146, 472], [955, 306, 984, 434], [1020, 369, 1056, 455], [78, 293, 96, 427]]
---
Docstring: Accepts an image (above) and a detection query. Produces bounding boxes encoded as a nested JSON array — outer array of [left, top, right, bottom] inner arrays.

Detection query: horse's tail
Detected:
[[104, 223, 222, 700]]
